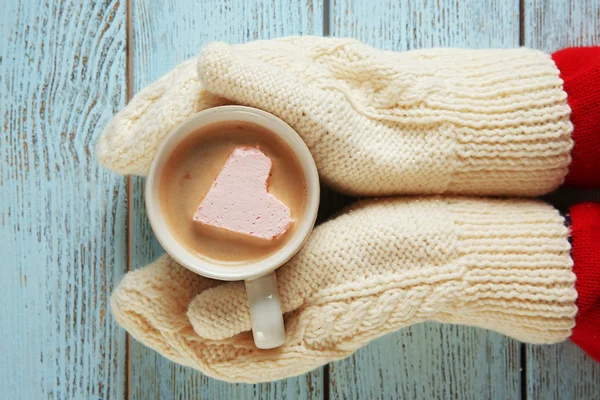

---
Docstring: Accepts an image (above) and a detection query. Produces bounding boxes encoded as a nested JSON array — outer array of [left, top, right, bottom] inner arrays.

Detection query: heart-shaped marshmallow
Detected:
[[193, 146, 293, 240]]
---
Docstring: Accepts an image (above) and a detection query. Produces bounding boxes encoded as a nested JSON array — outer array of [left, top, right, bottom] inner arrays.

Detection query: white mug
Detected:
[[145, 106, 320, 349]]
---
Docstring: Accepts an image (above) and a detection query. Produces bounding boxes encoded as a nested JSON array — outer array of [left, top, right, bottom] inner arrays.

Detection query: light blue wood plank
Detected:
[[0, 0, 127, 398], [129, 0, 324, 398], [331, 324, 520, 399], [327, 0, 523, 398], [523, 0, 600, 50], [526, 341, 600, 399], [524, 4, 600, 397], [329, 0, 520, 50]]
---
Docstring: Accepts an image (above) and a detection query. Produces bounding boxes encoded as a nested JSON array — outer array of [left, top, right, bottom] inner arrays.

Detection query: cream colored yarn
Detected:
[[111, 197, 577, 383], [99, 37, 579, 383], [97, 36, 573, 196]]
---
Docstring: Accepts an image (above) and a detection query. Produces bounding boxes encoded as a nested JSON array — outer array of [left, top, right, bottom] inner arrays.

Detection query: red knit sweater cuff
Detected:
[[569, 202, 600, 361], [552, 47, 600, 187]]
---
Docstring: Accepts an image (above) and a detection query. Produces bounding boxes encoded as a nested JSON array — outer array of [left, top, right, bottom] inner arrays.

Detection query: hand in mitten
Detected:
[[100, 39, 600, 383], [98, 37, 581, 196], [112, 196, 582, 383]]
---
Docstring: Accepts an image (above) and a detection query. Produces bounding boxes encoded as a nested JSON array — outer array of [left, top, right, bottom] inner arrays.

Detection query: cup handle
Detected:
[[245, 272, 285, 349]]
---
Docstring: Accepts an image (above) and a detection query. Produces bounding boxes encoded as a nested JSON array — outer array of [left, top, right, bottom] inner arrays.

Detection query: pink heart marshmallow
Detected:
[[193, 146, 293, 240]]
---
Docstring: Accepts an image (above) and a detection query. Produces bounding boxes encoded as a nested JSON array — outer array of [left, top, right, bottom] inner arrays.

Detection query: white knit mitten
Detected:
[[101, 37, 579, 383], [97, 37, 573, 196], [111, 197, 577, 383]]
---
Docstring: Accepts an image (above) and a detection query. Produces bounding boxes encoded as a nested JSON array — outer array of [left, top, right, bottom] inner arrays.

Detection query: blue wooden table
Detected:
[[2, 0, 600, 398]]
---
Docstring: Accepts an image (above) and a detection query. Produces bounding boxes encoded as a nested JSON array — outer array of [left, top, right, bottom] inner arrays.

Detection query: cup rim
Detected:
[[145, 106, 320, 281]]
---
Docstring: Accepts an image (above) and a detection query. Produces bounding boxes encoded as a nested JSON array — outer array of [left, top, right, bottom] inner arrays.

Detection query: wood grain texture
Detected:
[[129, 0, 324, 398], [524, 1, 600, 398], [4, 0, 599, 397], [330, 324, 520, 400], [523, 0, 600, 49], [327, 0, 522, 398], [0, 0, 127, 398], [330, 0, 520, 50]]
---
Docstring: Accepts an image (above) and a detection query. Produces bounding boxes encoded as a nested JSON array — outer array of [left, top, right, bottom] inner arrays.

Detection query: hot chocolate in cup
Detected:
[[145, 106, 320, 349]]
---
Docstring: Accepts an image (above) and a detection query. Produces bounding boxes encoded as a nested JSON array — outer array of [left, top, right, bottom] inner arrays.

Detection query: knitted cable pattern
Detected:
[[97, 37, 573, 197], [111, 197, 576, 383]]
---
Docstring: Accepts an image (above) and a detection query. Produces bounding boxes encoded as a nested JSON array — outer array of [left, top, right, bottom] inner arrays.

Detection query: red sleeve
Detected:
[[552, 47, 600, 188], [569, 202, 600, 361]]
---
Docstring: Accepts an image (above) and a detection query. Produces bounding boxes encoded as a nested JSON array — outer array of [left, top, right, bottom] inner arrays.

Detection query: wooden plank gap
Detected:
[[323, 0, 330, 36], [519, 0, 525, 46], [125, 0, 134, 398], [126, 175, 132, 400], [521, 343, 527, 400], [126, 0, 134, 102], [323, 364, 330, 400]]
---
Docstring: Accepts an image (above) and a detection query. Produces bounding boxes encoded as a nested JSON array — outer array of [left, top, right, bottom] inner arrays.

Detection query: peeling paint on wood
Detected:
[[129, 0, 324, 398], [0, 0, 128, 398], [524, 1, 600, 398], [3, 0, 600, 398], [327, 0, 523, 398]]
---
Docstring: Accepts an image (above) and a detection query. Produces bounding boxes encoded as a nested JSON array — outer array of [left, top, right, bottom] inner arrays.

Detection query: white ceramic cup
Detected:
[[145, 106, 320, 349]]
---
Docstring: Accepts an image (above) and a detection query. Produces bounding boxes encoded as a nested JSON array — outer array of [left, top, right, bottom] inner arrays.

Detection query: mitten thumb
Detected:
[[187, 198, 386, 340], [187, 217, 335, 340], [96, 59, 228, 175]]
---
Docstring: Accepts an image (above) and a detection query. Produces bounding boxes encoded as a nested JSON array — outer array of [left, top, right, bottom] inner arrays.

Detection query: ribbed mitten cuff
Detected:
[[438, 199, 577, 344]]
